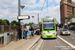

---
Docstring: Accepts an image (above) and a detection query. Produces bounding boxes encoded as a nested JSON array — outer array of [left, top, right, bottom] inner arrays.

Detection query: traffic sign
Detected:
[[18, 15, 30, 20]]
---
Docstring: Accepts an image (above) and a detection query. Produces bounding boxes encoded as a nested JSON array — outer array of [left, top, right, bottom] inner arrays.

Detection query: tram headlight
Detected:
[[43, 33, 46, 35]]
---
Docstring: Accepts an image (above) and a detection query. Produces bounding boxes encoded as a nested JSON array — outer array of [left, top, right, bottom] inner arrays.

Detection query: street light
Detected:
[[32, 16, 34, 18], [18, 0, 20, 40], [32, 16, 34, 24], [38, 14, 39, 24], [20, 5, 25, 15]]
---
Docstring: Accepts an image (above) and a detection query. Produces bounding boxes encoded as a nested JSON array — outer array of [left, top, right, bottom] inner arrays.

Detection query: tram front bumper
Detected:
[[42, 34, 56, 38]]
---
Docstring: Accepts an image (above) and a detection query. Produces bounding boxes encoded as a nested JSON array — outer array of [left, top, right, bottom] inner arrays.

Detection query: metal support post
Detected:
[[18, 0, 21, 40], [38, 14, 39, 24]]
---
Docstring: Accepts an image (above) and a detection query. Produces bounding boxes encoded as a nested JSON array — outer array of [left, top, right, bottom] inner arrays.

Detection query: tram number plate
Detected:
[[47, 35, 51, 37]]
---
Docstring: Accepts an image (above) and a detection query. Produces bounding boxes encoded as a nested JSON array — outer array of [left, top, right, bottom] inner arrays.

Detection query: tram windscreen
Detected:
[[43, 18, 55, 30]]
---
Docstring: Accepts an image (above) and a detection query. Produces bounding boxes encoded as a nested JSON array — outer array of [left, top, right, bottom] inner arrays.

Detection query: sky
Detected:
[[0, 0, 75, 24]]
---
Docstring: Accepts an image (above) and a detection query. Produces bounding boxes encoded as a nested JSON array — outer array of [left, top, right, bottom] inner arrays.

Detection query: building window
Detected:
[[67, 0, 72, 3], [72, 7, 74, 15]]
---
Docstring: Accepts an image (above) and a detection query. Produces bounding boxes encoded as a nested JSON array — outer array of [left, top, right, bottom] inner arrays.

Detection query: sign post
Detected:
[[17, 15, 30, 39]]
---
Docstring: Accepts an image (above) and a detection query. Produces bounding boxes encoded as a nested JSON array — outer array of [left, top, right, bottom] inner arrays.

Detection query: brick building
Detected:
[[60, 0, 75, 24]]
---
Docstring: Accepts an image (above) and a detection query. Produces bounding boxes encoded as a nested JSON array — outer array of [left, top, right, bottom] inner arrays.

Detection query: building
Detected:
[[60, 0, 75, 24]]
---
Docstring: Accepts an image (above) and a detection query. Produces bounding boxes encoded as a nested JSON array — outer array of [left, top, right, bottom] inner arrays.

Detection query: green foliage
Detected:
[[4, 19, 10, 25], [11, 20, 18, 26], [24, 22, 34, 27], [0, 19, 10, 26], [13, 24, 16, 26], [67, 14, 75, 21], [0, 19, 36, 27], [0, 19, 3, 25], [2, 20, 7, 25], [0, 19, 18, 26]]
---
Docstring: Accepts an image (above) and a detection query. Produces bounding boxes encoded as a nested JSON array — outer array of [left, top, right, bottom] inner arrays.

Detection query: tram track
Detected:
[[31, 38, 74, 50], [39, 40, 44, 50], [30, 30, 75, 50], [39, 39, 59, 50], [55, 40, 62, 50], [33, 38, 74, 50]]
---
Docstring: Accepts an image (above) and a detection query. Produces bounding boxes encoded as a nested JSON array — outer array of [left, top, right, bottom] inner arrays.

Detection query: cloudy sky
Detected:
[[0, 0, 75, 24]]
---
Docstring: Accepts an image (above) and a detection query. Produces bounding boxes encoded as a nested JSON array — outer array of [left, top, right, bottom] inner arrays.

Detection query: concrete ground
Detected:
[[0, 35, 40, 50]]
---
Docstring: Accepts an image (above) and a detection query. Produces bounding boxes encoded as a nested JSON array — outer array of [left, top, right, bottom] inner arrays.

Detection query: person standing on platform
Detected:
[[24, 27, 27, 39], [30, 27, 34, 37], [28, 29, 31, 39], [24, 30, 28, 39], [19, 26, 22, 39]]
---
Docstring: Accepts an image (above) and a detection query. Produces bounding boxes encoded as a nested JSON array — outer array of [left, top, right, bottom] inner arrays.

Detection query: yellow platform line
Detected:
[[36, 40, 43, 50]]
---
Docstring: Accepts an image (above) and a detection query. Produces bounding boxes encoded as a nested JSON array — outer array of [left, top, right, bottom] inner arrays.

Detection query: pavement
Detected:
[[0, 35, 40, 50]]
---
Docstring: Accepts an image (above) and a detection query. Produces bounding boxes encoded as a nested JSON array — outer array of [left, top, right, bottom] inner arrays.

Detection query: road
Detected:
[[31, 30, 75, 50]]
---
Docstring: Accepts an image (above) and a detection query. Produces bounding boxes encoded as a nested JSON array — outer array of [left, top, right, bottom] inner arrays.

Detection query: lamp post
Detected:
[[32, 16, 34, 24], [18, 0, 20, 40], [32, 16, 34, 18], [38, 14, 39, 24], [20, 5, 25, 15], [18, 0, 20, 16]]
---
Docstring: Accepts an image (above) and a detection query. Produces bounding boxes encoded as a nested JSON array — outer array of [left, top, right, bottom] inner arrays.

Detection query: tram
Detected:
[[41, 17, 57, 38]]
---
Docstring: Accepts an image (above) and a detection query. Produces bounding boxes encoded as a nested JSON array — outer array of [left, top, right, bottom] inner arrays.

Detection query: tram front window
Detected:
[[43, 23, 54, 30]]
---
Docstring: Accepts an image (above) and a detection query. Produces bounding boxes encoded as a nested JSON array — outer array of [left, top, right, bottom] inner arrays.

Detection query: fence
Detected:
[[0, 25, 18, 33]]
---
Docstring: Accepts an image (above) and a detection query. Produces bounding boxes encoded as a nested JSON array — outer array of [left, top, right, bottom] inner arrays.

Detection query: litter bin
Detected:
[[13, 31, 18, 42], [4, 32, 12, 44]]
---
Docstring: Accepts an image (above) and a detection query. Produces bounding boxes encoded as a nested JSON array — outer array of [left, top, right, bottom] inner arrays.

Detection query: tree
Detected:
[[13, 23, 16, 26], [2, 19, 10, 26], [0, 19, 3, 25], [11, 20, 18, 26], [67, 14, 75, 21], [24, 22, 34, 27]]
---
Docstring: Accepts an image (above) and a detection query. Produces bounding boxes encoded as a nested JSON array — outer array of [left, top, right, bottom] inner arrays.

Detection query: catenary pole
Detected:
[[18, 0, 20, 40], [38, 14, 39, 24]]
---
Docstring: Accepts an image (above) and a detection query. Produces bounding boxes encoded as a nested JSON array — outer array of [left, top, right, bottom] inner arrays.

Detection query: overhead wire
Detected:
[[41, 0, 46, 11], [40, 0, 49, 15], [47, 0, 48, 14], [39, 0, 48, 22], [38, 0, 46, 23], [39, 0, 46, 17]]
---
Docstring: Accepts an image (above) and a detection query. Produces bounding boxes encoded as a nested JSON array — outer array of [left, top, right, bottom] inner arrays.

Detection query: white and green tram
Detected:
[[41, 17, 57, 38]]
